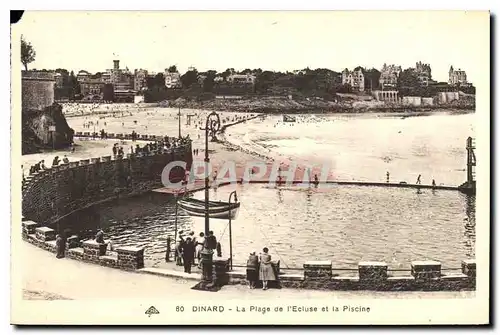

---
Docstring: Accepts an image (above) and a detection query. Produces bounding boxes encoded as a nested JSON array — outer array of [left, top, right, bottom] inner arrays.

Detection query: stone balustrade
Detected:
[[116, 246, 145, 270], [83, 240, 108, 258], [67, 235, 80, 248], [213, 257, 231, 286], [35, 226, 56, 241], [304, 261, 332, 279], [22, 224, 145, 271], [22, 220, 39, 236], [462, 259, 476, 277], [411, 260, 441, 279], [359, 261, 388, 282], [225, 259, 475, 291]]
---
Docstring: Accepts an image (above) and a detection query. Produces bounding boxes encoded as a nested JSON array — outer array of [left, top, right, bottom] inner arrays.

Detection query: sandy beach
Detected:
[[23, 104, 333, 184]]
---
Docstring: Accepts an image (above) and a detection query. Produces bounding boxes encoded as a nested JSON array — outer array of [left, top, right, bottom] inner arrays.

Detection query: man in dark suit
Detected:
[[181, 237, 195, 274]]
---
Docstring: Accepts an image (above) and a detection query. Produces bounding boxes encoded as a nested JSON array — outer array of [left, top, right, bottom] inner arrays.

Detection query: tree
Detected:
[[68, 71, 81, 100], [21, 35, 36, 71], [363, 68, 381, 91], [397, 69, 419, 90], [203, 70, 217, 92], [167, 65, 177, 73], [180, 68, 199, 89], [154, 73, 165, 87]]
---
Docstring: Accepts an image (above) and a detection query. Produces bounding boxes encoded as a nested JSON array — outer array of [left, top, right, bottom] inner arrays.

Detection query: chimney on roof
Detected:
[[113, 60, 120, 70]]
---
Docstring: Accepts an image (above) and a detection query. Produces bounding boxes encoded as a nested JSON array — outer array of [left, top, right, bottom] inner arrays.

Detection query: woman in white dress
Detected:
[[195, 232, 205, 268]]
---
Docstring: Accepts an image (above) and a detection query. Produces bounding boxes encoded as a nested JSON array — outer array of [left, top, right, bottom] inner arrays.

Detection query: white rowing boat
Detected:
[[178, 198, 240, 220]]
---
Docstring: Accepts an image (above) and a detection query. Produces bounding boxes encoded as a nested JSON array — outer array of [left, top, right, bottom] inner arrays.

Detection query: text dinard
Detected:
[[191, 305, 371, 314]]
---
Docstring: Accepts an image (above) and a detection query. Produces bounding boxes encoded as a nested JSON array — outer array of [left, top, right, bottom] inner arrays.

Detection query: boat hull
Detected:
[[178, 199, 240, 220]]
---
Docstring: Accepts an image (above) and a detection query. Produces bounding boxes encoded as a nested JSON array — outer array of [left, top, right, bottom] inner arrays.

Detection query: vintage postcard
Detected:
[[10, 10, 490, 325]]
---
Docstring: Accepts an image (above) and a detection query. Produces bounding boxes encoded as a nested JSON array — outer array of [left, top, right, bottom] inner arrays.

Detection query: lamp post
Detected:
[[228, 190, 237, 271], [199, 112, 221, 282], [178, 107, 182, 138]]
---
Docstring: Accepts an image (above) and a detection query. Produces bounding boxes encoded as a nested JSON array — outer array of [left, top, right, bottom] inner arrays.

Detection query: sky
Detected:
[[14, 11, 489, 83]]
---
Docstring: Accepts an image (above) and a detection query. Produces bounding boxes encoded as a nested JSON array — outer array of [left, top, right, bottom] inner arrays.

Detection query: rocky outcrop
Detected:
[[22, 103, 74, 154]]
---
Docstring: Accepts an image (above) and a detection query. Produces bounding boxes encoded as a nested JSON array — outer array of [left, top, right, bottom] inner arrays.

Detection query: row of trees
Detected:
[[144, 66, 384, 101]]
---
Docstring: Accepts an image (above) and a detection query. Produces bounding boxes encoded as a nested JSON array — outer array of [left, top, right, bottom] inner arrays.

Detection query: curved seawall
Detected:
[[22, 139, 193, 224]]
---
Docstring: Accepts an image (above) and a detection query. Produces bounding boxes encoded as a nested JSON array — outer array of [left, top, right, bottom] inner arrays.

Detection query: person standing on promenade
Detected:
[[386, 171, 390, 183], [246, 252, 259, 289], [55, 234, 65, 259], [189, 232, 196, 266], [259, 247, 276, 290], [432, 179, 436, 188], [206, 231, 217, 251], [195, 232, 205, 268], [175, 234, 185, 266], [181, 237, 195, 274], [416, 174, 422, 185]]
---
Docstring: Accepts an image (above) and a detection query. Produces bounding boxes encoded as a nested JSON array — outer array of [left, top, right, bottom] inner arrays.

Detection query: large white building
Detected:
[[164, 71, 181, 88], [379, 64, 402, 89], [134, 69, 148, 91], [226, 73, 256, 85], [449, 66, 468, 86], [341, 67, 365, 92]]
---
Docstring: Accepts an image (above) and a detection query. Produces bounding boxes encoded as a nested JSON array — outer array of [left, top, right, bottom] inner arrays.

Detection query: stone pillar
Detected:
[[22, 220, 39, 238], [67, 235, 81, 249], [411, 260, 441, 279], [461, 259, 476, 277], [303, 261, 332, 279], [358, 261, 388, 282], [201, 249, 214, 281], [83, 240, 108, 258], [116, 246, 145, 270], [35, 227, 56, 241], [213, 257, 230, 286]]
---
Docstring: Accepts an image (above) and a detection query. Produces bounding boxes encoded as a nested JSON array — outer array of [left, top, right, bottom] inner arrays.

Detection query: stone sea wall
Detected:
[[226, 260, 476, 291], [22, 140, 193, 225]]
